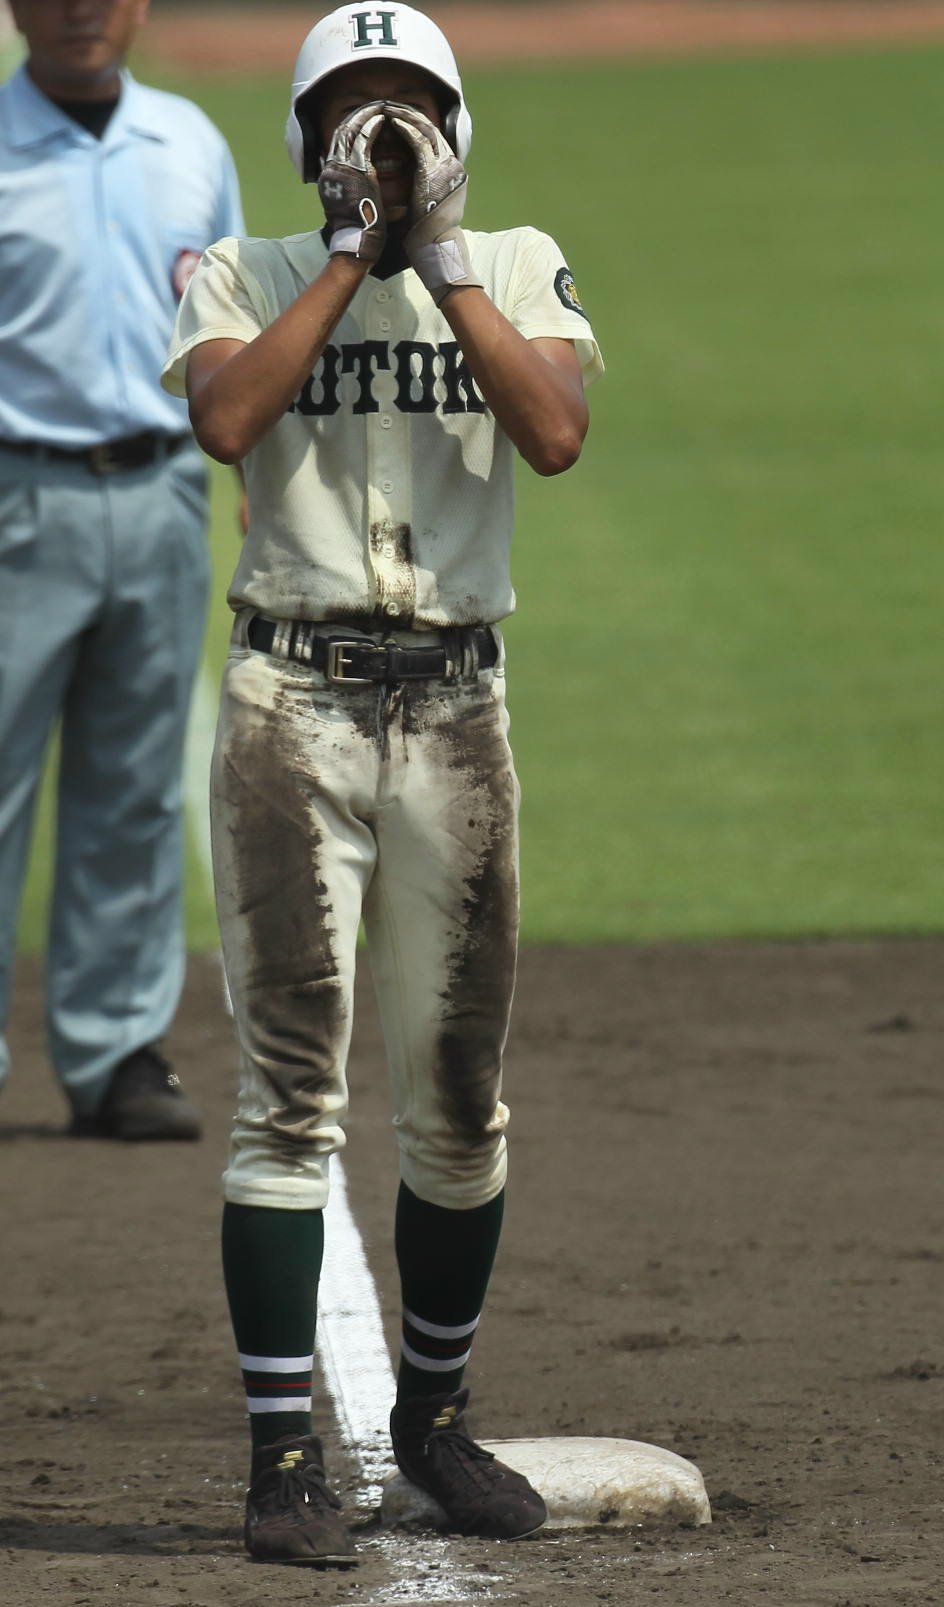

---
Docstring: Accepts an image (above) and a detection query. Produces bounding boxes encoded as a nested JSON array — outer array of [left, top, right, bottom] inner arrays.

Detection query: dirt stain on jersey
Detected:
[[370, 519, 416, 625], [213, 684, 347, 1144], [369, 519, 412, 565]]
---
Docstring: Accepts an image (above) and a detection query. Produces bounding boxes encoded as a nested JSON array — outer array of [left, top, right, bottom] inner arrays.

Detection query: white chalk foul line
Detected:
[[319, 1159, 397, 1503]]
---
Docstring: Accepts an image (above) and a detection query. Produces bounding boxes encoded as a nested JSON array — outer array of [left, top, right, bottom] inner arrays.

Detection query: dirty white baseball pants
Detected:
[[211, 614, 519, 1211]]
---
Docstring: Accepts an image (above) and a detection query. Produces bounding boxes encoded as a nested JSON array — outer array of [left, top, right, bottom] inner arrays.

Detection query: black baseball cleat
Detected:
[[390, 1388, 548, 1540], [244, 1435, 357, 1566], [68, 1044, 202, 1141]]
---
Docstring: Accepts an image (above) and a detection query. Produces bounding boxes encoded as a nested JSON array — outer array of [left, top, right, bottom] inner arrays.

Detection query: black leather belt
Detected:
[[247, 615, 498, 684], [0, 432, 190, 476]]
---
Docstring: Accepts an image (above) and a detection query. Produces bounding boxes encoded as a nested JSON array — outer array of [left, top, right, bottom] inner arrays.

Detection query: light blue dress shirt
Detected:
[[0, 65, 244, 447]]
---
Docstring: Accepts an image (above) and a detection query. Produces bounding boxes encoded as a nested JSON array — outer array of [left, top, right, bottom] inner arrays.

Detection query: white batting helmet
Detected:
[[286, 3, 473, 182]]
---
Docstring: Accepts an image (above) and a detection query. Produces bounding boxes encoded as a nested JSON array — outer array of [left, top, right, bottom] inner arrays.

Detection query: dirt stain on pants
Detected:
[[212, 642, 518, 1211]]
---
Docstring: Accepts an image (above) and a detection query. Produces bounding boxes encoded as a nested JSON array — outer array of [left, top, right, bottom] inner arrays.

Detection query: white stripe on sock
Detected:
[[247, 1395, 313, 1414], [401, 1338, 473, 1373], [403, 1308, 481, 1341], [238, 1352, 314, 1373]]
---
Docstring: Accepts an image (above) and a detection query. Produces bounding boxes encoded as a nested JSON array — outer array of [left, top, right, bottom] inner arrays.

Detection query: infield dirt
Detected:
[[137, 1, 944, 72], [1, 941, 941, 1605]]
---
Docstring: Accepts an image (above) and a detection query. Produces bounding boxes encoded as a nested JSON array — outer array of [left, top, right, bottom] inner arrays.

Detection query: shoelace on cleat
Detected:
[[257, 1450, 342, 1516], [425, 1421, 505, 1496]]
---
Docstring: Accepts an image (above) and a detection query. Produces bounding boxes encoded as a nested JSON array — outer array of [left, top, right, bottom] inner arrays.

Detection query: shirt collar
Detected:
[[4, 64, 168, 149]]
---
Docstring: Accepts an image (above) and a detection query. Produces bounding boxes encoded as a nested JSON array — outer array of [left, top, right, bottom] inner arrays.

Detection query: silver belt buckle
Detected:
[[88, 441, 124, 476], [327, 641, 372, 685]]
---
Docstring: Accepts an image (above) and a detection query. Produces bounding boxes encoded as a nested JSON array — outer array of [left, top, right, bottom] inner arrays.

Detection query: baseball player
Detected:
[[163, 1, 602, 1565], [0, 0, 244, 1139]]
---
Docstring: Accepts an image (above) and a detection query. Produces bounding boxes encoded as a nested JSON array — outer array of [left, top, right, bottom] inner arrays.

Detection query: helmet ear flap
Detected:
[[295, 89, 324, 183], [443, 101, 460, 155]]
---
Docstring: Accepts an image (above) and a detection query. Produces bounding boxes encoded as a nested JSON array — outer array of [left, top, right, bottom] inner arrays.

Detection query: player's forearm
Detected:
[[188, 257, 369, 464], [440, 291, 588, 476]]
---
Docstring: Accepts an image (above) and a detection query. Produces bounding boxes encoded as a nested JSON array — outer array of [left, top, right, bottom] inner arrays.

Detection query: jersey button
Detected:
[[382, 480, 394, 493], [379, 318, 392, 332], [380, 416, 393, 429], [376, 290, 390, 303], [382, 543, 395, 558], [385, 602, 401, 616]]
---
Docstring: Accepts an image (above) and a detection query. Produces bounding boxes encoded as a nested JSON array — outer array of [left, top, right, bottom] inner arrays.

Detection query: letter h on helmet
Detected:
[[285, 2, 473, 182]]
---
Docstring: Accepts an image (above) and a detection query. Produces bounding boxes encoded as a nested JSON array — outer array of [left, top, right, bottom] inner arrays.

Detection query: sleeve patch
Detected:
[[554, 266, 589, 321], [172, 248, 203, 300]]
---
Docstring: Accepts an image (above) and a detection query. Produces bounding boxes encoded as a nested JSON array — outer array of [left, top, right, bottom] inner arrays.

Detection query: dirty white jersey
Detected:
[[163, 226, 603, 627]]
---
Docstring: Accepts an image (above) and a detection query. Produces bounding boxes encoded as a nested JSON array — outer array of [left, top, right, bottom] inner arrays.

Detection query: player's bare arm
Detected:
[[391, 105, 587, 475], [185, 255, 368, 465], [441, 302, 588, 477], [188, 100, 388, 464], [187, 279, 586, 476]]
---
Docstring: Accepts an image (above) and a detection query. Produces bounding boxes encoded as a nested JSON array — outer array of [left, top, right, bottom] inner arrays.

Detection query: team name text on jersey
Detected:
[[289, 340, 487, 417]]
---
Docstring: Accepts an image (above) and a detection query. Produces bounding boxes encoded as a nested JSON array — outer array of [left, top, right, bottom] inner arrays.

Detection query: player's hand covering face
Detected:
[[388, 105, 483, 305], [318, 101, 387, 262], [387, 104, 467, 229]]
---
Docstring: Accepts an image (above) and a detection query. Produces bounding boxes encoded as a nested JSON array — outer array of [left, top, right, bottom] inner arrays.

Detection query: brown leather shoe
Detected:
[[69, 1045, 201, 1141], [244, 1435, 357, 1566]]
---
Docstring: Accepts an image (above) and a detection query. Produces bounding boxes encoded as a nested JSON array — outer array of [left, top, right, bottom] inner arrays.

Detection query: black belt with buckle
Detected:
[[0, 431, 190, 476], [247, 615, 498, 684]]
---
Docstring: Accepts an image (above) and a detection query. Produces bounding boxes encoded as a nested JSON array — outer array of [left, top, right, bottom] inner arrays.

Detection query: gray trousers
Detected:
[[0, 443, 209, 1113], [212, 613, 520, 1211]]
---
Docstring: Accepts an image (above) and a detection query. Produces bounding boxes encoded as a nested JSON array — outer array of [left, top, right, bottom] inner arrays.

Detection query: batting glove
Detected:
[[318, 102, 387, 264], [388, 106, 483, 305]]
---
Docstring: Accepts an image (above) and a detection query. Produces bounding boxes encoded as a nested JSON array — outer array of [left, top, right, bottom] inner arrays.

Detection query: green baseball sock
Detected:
[[221, 1202, 324, 1453], [394, 1182, 505, 1403]]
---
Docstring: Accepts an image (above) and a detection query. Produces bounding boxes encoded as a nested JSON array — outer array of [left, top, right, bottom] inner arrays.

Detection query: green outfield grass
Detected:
[[17, 43, 944, 949]]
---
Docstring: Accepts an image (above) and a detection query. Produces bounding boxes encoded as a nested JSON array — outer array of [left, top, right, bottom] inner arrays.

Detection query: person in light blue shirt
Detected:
[[0, 0, 244, 1139]]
